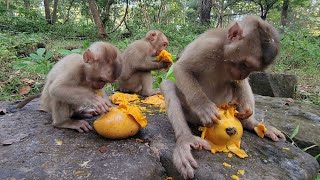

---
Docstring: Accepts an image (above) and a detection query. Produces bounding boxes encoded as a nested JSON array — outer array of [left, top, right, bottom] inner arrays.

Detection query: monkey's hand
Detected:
[[229, 99, 253, 120], [192, 102, 221, 127], [159, 61, 172, 69], [174, 135, 211, 179], [92, 95, 113, 114]]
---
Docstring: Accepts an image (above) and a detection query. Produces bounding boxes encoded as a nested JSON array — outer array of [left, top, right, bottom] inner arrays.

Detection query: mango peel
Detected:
[[201, 104, 248, 158], [94, 104, 147, 139]]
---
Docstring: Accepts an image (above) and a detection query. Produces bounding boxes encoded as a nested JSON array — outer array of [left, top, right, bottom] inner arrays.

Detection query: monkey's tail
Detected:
[[15, 93, 41, 109]]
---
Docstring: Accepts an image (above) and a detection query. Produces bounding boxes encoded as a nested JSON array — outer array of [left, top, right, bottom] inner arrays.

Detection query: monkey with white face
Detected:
[[160, 16, 286, 179]]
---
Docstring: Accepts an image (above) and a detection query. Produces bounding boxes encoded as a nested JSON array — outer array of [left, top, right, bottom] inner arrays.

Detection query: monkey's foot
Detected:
[[74, 108, 99, 118], [57, 120, 93, 133], [264, 125, 286, 141], [174, 135, 211, 179]]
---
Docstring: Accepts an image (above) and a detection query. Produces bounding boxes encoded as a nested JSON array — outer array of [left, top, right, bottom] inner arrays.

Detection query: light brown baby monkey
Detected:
[[118, 30, 171, 96], [15, 42, 122, 132], [160, 16, 286, 179]]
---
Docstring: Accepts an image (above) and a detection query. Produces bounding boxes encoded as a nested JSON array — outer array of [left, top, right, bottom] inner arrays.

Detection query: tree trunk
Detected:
[[6, 0, 9, 13], [24, 0, 30, 9], [88, 0, 107, 38], [52, 0, 59, 24], [199, 0, 212, 24], [64, 0, 75, 24], [103, 0, 114, 25], [280, 0, 289, 26], [44, 0, 51, 24]]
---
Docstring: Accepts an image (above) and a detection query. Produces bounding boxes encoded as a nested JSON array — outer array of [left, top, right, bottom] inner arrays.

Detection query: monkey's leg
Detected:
[[160, 80, 210, 179], [51, 102, 92, 132], [141, 72, 160, 96], [119, 74, 143, 94]]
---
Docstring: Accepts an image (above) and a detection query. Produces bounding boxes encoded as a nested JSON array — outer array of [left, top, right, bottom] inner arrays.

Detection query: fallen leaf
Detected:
[[79, 160, 91, 168], [55, 139, 63, 145], [73, 170, 91, 177], [98, 146, 108, 153], [282, 147, 290, 151], [223, 162, 232, 168], [19, 85, 31, 95], [0, 108, 6, 115], [237, 169, 245, 175], [14, 70, 21, 75], [2, 133, 28, 145]]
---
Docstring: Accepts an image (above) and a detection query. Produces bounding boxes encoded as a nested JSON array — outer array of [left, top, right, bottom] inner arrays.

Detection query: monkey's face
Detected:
[[87, 58, 121, 90], [147, 31, 169, 56], [226, 56, 262, 80]]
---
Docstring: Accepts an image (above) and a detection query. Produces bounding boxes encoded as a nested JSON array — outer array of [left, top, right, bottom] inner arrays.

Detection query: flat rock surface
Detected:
[[0, 96, 319, 180]]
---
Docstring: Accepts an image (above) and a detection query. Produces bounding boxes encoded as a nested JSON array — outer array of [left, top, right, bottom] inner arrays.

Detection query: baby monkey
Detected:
[[16, 42, 122, 132], [161, 16, 286, 179], [118, 30, 171, 96]]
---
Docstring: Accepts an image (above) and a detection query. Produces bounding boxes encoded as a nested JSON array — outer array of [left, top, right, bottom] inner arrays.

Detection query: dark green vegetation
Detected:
[[0, 0, 319, 105]]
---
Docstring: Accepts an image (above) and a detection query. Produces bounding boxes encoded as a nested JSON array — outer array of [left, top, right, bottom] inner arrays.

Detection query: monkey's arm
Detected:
[[174, 62, 220, 126], [174, 62, 211, 108], [49, 81, 96, 106], [230, 79, 254, 120], [134, 57, 167, 71]]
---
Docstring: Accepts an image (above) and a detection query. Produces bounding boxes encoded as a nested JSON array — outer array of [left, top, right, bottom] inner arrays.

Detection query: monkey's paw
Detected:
[[193, 102, 220, 127], [174, 135, 211, 179], [265, 125, 286, 142], [228, 99, 253, 120]]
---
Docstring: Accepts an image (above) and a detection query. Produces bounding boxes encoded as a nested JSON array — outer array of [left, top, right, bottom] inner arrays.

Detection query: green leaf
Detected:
[[71, 48, 83, 54], [315, 153, 320, 160], [165, 64, 174, 79], [44, 52, 53, 61], [290, 125, 300, 139], [29, 53, 38, 60], [36, 48, 46, 57], [58, 49, 71, 55]]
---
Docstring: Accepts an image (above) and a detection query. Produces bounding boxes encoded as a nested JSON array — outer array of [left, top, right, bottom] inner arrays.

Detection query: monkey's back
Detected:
[[40, 54, 85, 112]]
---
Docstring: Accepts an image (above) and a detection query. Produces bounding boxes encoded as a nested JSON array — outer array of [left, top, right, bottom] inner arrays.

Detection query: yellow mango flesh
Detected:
[[254, 123, 267, 138], [156, 50, 173, 63], [201, 105, 248, 158], [110, 92, 140, 105], [94, 104, 147, 139]]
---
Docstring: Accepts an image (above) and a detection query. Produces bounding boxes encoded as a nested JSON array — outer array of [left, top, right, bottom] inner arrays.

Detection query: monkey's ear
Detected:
[[148, 31, 157, 41], [227, 22, 243, 41], [83, 49, 95, 63]]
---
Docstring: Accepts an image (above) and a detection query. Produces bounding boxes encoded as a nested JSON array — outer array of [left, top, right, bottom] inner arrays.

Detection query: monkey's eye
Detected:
[[163, 42, 168, 47]]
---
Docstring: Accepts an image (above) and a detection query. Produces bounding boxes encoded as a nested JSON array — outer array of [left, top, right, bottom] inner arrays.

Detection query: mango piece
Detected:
[[141, 94, 166, 110], [156, 50, 173, 63], [237, 169, 245, 176], [110, 92, 140, 105], [201, 104, 248, 158], [94, 104, 147, 139], [231, 175, 240, 180], [223, 162, 232, 168], [254, 123, 267, 138]]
